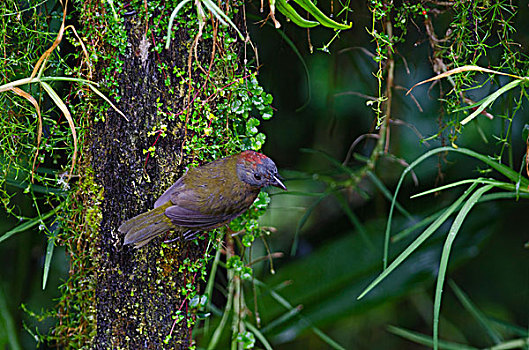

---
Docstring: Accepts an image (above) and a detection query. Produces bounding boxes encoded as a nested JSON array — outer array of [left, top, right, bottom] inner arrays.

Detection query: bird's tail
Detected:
[[119, 203, 173, 248]]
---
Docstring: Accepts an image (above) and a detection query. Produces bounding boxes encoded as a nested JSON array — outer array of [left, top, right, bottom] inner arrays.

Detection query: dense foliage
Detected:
[[1, 0, 528, 349]]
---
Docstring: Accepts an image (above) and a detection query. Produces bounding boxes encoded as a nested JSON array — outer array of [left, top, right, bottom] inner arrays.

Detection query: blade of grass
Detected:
[[15, 76, 126, 120], [207, 251, 235, 350], [487, 338, 529, 350], [411, 178, 514, 199], [358, 183, 479, 300], [275, 0, 320, 28], [202, 0, 245, 40], [407, 65, 523, 95], [432, 184, 493, 350], [291, 0, 352, 30], [0, 205, 62, 244], [254, 279, 346, 350], [387, 325, 478, 350], [244, 321, 273, 350], [394, 191, 529, 242], [392, 214, 438, 242], [42, 235, 55, 290], [30, 0, 67, 80], [165, 0, 193, 49], [0, 286, 22, 350], [488, 318, 529, 337], [5, 178, 66, 196], [461, 79, 523, 125], [383, 146, 529, 270], [87, 83, 128, 121], [260, 304, 303, 334], [9, 87, 42, 182], [203, 246, 221, 334], [448, 280, 503, 345], [40, 82, 77, 181]]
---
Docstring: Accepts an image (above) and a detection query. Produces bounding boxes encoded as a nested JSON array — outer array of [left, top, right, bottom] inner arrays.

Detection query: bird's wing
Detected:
[[154, 177, 184, 208], [164, 204, 239, 229]]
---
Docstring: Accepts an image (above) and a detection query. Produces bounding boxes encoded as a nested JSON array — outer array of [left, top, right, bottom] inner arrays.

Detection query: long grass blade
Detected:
[[357, 183, 478, 300], [260, 304, 302, 333], [393, 190, 529, 242], [202, 0, 245, 40], [383, 146, 529, 270], [0, 286, 22, 350], [392, 214, 438, 242], [411, 178, 514, 199], [207, 250, 235, 350], [203, 246, 221, 335], [30, 0, 67, 79], [9, 87, 42, 182], [5, 178, 66, 196], [254, 279, 345, 350], [0, 205, 62, 244], [461, 79, 523, 125], [244, 321, 273, 350], [42, 236, 55, 290], [291, 0, 352, 30], [88, 84, 128, 121], [387, 325, 478, 350], [448, 280, 503, 345], [40, 82, 77, 181], [487, 338, 529, 350], [407, 65, 523, 95], [432, 184, 493, 350], [165, 0, 193, 49]]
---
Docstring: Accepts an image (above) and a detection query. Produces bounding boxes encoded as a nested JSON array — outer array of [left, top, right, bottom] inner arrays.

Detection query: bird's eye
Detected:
[[254, 173, 262, 180]]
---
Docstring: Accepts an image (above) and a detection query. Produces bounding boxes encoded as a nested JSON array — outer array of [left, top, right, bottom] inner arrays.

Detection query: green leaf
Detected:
[[244, 322, 273, 350], [165, 0, 193, 50], [382, 146, 529, 270], [0, 205, 62, 244], [275, 0, 320, 28], [42, 236, 55, 290], [387, 325, 478, 350], [292, 0, 352, 30], [448, 280, 503, 345], [202, 0, 245, 41], [236, 331, 255, 349], [461, 79, 523, 125], [254, 279, 346, 350], [246, 117, 260, 135], [522, 124, 529, 143], [357, 183, 479, 300], [0, 286, 22, 350], [433, 184, 493, 350]]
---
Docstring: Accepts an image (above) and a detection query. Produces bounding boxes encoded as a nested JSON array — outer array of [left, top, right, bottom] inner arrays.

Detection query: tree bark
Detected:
[[90, 7, 209, 349]]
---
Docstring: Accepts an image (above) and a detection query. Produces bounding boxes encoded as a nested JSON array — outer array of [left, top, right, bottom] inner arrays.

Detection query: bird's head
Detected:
[[236, 151, 287, 190]]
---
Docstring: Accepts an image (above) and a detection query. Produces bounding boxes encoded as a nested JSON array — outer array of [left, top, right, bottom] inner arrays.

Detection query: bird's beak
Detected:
[[271, 175, 287, 191]]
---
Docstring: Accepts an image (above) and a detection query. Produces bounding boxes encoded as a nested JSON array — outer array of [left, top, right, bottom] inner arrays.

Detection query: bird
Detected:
[[119, 150, 286, 248]]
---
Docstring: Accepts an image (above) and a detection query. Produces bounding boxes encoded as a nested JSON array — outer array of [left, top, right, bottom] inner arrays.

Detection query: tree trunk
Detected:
[[89, 4, 219, 348]]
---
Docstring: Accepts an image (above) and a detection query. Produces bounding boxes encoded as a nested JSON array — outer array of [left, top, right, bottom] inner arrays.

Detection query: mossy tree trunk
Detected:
[[87, 5, 222, 348]]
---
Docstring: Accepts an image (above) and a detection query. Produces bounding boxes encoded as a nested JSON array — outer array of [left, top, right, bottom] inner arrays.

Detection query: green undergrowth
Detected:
[[0, 0, 286, 348], [280, 1, 529, 349]]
